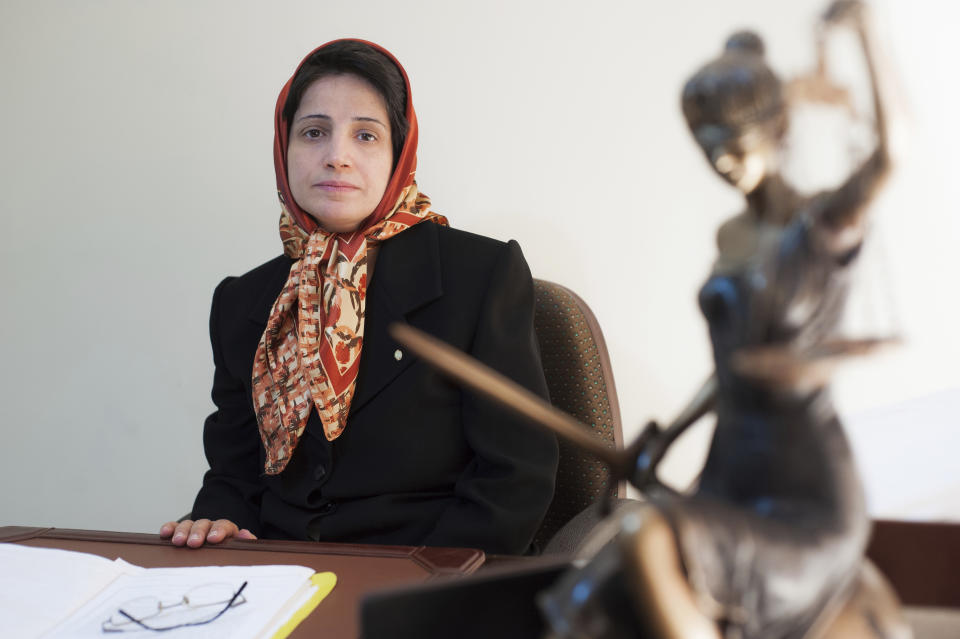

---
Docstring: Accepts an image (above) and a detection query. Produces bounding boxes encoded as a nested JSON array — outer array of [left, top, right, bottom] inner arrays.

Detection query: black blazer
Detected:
[[191, 222, 558, 554]]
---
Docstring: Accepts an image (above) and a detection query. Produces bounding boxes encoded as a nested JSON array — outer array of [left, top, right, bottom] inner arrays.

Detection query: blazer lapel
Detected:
[[350, 222, 443, 414], [248, 257, 295, 327], [243, 226, 443, 417]]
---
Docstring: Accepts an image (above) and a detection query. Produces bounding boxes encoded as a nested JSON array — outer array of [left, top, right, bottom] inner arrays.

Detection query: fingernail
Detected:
[[173, 533, 185, 543], [189, 534, 201, 542]]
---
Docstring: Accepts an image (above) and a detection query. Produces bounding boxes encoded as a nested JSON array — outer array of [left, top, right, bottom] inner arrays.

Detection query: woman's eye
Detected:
[[304, 128, 325, 139], [357, 131, 377, 142]]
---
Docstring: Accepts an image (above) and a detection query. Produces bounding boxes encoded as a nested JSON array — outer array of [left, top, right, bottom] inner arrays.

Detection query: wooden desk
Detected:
[[0, 526, 484, 638], [868, 519, 960, 608], [5, 520, 958, 637]]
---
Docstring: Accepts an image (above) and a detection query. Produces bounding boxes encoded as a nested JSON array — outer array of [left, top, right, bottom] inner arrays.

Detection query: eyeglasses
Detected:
[[101, 581, 248, 633]]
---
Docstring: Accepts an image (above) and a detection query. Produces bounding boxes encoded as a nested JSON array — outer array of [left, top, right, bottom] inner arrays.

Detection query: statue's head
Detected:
[[682, 32, 787, 194]]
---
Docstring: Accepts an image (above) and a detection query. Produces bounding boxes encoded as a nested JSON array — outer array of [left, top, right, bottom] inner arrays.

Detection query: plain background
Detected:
[[2, 0, 957, 533]]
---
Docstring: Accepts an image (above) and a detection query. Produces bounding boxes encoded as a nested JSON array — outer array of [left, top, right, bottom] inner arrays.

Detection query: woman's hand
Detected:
[[159, 518, 257, 547]]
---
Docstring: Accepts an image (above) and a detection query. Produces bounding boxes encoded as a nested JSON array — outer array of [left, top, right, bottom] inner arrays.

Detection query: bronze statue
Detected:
[[391, 1, 908, 637], [642, 2, 882, 476]]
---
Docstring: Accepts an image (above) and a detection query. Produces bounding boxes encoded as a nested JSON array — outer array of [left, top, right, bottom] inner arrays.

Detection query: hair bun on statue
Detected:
[[681, 30, 784, 135], [724, 30, 766, 56]]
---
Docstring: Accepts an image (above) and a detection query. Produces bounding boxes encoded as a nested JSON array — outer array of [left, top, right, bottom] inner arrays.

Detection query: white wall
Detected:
[[2, 0, 957, 533]]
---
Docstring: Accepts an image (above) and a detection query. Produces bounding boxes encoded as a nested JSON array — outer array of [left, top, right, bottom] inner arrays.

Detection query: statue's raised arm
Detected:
[[809, 0, 892, 257]]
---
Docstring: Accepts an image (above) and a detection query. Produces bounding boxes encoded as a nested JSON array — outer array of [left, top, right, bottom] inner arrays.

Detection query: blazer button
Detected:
[[314, 464, 327, 481], [394, 349, 403, 361]]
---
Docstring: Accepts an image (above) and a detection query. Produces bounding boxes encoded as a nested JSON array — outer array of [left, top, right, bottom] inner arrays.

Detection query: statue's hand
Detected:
[[823, 0, 865, 26], [628, 420, 666, 490]]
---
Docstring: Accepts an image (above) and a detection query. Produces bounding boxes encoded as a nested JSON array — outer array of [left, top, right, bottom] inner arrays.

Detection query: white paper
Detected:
[[0, 544, 316, 639], [0, 544, 141, 637], [44, 564, 315, 639]]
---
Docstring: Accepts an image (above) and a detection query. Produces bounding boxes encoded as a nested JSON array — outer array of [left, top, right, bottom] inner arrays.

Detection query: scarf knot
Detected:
[[252, 182, 447, 474]]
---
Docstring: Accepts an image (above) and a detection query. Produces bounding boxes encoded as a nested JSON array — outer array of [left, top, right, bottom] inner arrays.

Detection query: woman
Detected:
[[160, 39, 558, 555]]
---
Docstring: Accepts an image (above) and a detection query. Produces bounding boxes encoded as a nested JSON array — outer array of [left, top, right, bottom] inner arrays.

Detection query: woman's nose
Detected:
[[323, 135, 351, 168]]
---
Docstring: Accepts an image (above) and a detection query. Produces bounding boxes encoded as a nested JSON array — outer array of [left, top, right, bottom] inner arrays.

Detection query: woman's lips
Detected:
[[314, 181, 359, 192]]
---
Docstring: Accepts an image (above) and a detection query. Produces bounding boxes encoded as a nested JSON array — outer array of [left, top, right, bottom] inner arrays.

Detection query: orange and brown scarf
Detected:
[[252, 40, 447, 475]]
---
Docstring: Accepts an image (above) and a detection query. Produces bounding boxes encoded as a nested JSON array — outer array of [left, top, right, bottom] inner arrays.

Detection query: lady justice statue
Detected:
[[393, 1, 909, 637], [542, 1, 906, 637]]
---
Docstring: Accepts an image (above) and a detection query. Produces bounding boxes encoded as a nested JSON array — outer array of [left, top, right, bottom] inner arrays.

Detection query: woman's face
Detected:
[[286, 74, 393, 232]]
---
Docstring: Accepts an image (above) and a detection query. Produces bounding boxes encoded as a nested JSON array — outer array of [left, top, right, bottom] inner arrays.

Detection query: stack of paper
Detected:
[[0, 544, 335, 638]]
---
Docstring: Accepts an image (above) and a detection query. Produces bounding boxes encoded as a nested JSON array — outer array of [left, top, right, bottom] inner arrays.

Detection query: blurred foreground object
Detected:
[[547, 0, 905, 636], [393, 1, 912, 637]]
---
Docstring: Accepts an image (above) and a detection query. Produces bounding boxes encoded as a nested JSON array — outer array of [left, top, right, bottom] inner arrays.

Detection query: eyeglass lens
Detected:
[[104, 581, 247, 632]]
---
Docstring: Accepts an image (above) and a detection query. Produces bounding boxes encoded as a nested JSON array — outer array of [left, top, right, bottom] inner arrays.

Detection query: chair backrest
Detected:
[[531, 279, 625, 550]]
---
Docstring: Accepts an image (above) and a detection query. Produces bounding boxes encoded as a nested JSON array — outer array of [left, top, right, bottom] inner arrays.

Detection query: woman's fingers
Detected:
[[169, 519, 212, 547], [183, 520, 211, 547], [203, 519, 239, 545], [161, 518, 254, 546]]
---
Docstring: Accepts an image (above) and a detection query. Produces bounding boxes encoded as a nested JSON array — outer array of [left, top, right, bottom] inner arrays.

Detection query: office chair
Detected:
[[531, 279, 626, 552]]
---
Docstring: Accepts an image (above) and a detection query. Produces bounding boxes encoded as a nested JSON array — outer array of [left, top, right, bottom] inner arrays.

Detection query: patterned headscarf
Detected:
[[252, 39, 448, 475]]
